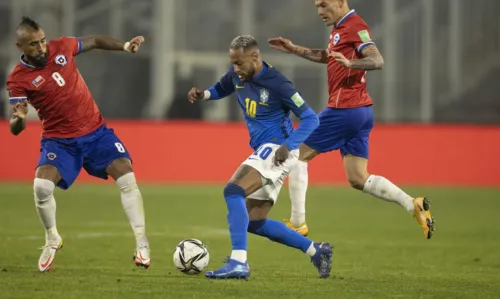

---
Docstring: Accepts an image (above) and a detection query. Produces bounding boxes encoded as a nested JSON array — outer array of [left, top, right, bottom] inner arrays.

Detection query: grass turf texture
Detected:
[[0, 183, 499, 299]]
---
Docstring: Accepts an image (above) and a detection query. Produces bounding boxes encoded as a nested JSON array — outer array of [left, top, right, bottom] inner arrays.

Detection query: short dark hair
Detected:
[[17, 16, 41, 30], [230, 35, 258, 51]]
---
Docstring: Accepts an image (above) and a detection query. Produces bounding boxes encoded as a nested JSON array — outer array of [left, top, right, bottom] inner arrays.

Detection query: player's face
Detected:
[[315, 0, 345, 26], [229, 48, 258, 81], [17, 29, 48, 67]]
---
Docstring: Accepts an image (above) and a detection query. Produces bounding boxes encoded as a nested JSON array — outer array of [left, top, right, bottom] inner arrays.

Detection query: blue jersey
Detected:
[[207, 62, 319, 150]]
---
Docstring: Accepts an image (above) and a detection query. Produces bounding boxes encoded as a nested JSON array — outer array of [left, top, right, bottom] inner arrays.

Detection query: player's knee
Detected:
[[298, 145, 318, 162], [223, 183, 246, 200], [33, 178, 55, 203], [107, 158, 133, 181], [247, 219, 266, 233], [347, 175, 367, 190]]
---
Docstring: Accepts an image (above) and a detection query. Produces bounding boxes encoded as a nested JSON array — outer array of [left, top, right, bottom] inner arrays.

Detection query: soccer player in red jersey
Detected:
[[6, 17, 151, 271], [269, 0, 435, 239]]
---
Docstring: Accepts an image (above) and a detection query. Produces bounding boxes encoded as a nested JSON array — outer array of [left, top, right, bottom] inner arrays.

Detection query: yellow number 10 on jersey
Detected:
[[245, 98, 257, 117]]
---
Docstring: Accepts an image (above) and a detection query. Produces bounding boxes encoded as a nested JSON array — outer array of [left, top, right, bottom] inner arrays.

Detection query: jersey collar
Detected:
[[252, 61, 269, 81], [335, 9, 356, 28], [19, 54, 37, 69]]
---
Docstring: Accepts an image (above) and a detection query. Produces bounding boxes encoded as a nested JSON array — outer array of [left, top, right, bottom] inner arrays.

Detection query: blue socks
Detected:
[[247, 219, 312, 253], [223, 183, 249, 262], [223, 183, 314, 263]]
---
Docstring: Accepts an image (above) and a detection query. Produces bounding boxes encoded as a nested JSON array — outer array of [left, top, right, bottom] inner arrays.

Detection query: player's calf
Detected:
[[205, 182, 251, 279], [33, 169, 64, 272], [223, 182, 250, 263], [286, 144, 317, 235], [33, 177, 59, 237], [287, 160, 309, 235], [108, 158, 150, 266], [225, 164, 266, 263], [205, 165, 264, 279]]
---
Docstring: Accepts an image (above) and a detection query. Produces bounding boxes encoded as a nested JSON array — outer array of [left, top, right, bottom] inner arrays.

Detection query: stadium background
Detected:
[[0, 0, 498, 186]]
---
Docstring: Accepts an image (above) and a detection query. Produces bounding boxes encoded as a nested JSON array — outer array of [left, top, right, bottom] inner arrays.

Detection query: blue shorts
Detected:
[[304, 106, 374, 158], [37, 125, 131, 190]]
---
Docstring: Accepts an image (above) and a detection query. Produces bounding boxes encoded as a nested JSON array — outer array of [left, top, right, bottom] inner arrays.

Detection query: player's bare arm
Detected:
[[78, 35, 145, 54], [9, 101, 28, 136], [350, 44, 384, 70], [268, 37, 328, 64], [331, 44, 384, 70], [293, 47, 329, 64]]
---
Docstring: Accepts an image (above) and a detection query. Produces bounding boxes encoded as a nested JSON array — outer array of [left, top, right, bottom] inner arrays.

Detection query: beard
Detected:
[[26, 52, 49, 67]]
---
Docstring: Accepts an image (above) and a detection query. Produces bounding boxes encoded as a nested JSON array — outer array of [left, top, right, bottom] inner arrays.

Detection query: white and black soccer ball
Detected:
[[173, 239, 209, 274]]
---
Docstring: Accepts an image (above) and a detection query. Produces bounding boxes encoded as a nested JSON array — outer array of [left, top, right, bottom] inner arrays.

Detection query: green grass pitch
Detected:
[[1, 183, 499, 299]]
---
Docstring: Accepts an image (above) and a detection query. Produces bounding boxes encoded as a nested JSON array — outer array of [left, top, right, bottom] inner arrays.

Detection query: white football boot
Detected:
[[133, 245, 151, 269], [38, 237, 63, 272]]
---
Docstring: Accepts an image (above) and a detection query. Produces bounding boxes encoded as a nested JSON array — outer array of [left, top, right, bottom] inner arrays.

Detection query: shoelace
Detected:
[[38, 245, 58, 250]]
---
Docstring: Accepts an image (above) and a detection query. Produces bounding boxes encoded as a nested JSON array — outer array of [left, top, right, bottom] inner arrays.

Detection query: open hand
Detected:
[[268, 37, 297, 54], [329, 51, 352, 68], [12, 101, 28, 119]]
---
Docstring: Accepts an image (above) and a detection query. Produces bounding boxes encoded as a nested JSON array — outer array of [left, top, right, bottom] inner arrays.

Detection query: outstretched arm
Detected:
[[78, 36, 144, 54], [292, 46, 329, 64], [188, 69, 235, 103], [268, 37, 329, 64]]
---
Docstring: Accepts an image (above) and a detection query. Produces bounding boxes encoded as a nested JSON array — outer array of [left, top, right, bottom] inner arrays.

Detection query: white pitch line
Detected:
[[9, 226, 228, 241]]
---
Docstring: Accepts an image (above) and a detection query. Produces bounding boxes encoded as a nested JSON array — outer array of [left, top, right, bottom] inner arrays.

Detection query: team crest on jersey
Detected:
[[47, 152, 57, 160], [332, 33, 341, 46], [55, 54, 68, 66], [260, 88, 269, 104]]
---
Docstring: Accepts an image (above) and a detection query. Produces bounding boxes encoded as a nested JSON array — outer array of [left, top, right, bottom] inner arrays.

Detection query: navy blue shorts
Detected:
[[37, 125, 131, 190], [304, 106, 374, 158]]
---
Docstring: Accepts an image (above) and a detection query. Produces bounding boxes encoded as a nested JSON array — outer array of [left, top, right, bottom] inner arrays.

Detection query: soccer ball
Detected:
[[173, 239, 210, 274]]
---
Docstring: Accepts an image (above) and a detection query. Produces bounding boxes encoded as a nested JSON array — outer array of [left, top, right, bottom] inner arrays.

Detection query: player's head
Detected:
[[229, 35, 262, 82], [16, 16, 48, 67], [314, 0, 350, 26]]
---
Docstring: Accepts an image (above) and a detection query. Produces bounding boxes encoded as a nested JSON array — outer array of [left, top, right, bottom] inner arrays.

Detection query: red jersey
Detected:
[[327, 10, 374, 109], [6, 37, 104, 138]]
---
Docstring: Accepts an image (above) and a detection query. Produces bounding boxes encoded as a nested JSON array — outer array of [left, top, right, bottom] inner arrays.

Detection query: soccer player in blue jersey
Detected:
[[188, 35, 333, 279]]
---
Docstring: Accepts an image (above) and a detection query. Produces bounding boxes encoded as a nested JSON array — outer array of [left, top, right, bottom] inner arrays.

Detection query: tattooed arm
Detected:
[[77, 36, 145, 54], [292, 46, 329, 64], [268, 37, 328, 64], [331, 44, 384, 70], [349, 44, 384, 70]]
